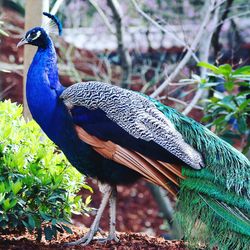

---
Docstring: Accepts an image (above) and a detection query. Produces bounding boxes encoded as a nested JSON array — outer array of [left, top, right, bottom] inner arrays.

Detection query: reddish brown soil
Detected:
[[0, 179, 185, 249], [0, 226, 186, 250]]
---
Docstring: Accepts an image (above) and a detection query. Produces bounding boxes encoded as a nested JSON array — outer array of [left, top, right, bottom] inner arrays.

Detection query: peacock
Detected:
[[17, 13, 250, 249]]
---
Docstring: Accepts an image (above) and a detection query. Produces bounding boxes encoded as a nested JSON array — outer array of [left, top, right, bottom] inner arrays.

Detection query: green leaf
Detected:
[[85, 195, 92, 206], [2, 198, 17, 211], [0, 183, 5, 193], [197, 62, 220, 74], [39, 211, 51, 222], [221, 96, 236, 110], [221, 130, 241, 140], [238, 116, 247, 133], [0, 29, 9, 37], [0, 193, 5, 203], [224, 81, 234, 91], [81, 184, 93, 193], [11, 181, 22, 195], [37, 228, 42, 242], [201, 114, 212, 123], [233, 66, 250, 75], [62, 224, 73, 234], [238, 99, 250, 111], [213, 115, 226, 126], [236, 81, 250, 87], [22, 220, 29, 229], [28, 215, 35, 230], [218, 64, 232, 77], [44, 226, 54, 241]]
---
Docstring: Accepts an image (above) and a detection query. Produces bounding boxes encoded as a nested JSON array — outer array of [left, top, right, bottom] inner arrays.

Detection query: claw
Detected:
[[98, 233, 120, 243], [64, 228, 97, 246], [64, 231, 120, 247]]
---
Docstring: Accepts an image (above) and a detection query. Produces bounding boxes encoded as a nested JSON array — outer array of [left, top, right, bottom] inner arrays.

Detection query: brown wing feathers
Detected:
[[75, 125, 185, 197]]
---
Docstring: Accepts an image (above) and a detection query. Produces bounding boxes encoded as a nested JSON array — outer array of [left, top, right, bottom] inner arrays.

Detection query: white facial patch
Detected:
[[27, 30, 42, 41]]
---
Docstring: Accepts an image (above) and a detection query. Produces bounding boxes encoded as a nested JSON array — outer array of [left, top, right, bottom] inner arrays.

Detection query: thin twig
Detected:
[[215, 10, 250, 28], [183, 0, 221, 115], [131, 0, 200, 63], [212, 0, 234, 61], [88, 0, 115, 34], [107, 0, 132, 88], [160, 96, 204, 110], [150, 0, 215, 98]]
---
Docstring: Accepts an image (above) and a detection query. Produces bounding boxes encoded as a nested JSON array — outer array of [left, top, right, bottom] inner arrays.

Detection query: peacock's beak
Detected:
[[17, 37, 28, 47]]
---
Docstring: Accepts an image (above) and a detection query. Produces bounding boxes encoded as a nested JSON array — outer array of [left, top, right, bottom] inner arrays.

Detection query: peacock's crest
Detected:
[[42, 12, 62, 36]]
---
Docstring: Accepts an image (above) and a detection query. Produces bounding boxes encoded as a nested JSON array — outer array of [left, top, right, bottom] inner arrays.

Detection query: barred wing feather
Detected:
[[60, 81, 204, 170]]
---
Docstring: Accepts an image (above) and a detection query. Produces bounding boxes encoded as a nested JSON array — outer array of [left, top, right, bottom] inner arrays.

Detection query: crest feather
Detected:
[[42, 12, 62, 36]]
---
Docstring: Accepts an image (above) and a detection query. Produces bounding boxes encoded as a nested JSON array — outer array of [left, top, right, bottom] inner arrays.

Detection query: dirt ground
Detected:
[[0, 180, 185, 250], [0, 179, 186, 250], [0, 226, 186, 250]]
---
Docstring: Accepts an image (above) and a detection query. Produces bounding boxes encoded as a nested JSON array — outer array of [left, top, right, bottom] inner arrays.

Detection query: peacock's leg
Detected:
[[98, 186, 119, 243], [65, 183, 112, 246]]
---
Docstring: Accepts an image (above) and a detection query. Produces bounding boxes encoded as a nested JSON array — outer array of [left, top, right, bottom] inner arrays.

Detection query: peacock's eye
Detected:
[[30, 32, 37, 38], [26, 30, 41, 41]]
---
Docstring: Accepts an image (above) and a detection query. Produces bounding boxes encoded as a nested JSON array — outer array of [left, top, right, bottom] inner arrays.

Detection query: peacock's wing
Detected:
[[60, 81, 204, 170]]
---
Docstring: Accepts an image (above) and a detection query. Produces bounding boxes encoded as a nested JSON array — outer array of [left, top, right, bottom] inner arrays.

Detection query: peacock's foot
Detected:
[[97, 233, 120, 244], [64, 229, 119, 246], [64, 227, 100, 246], [64, 184, 116, 247]]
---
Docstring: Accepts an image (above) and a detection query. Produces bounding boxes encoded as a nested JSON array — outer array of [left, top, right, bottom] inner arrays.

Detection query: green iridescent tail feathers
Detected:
[[148, 97, 250, 249]]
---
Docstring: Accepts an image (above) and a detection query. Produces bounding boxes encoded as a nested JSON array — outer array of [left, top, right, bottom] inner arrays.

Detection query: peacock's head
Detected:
[[17, 27, 49, 48], [17, 12, 62, 49]]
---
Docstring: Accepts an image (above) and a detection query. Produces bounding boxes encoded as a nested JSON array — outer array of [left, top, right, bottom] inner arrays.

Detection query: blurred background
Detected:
[[0, 0, 249, 239]]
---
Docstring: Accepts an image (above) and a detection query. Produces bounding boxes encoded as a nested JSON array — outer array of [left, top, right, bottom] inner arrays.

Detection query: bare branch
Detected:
[[131, 0, 200, 63], [88, 0, 115, 34], [183, 0, 221, 115], [150, 0, 216, 98], [212, 0, 234, 62], [159, 96, 204, 110], [107, 0, 132, 88], [215, 9, 250, 28]]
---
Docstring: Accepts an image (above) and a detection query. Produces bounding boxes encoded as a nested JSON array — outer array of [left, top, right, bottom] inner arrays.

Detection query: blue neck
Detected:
[[26, 38, 64, 128], [25, 36, 104, 177]]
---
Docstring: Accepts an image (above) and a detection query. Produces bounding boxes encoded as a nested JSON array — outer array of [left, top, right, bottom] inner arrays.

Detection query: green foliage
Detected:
[[0, 100, 92, 240], [197, 62, 250, 153]]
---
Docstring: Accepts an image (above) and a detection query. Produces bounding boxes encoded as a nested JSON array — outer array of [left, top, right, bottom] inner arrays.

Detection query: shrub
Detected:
[[0, 100, 92, 240], [197, 63, 250, 153]]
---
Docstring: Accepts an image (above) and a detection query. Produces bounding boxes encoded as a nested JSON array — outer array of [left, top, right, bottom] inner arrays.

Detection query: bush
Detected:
[[0, 100, 92, 240], [197, 63, 250, 153]]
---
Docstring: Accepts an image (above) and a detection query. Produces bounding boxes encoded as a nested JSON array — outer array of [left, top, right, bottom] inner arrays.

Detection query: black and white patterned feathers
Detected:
[[60, 81, 204, 170]]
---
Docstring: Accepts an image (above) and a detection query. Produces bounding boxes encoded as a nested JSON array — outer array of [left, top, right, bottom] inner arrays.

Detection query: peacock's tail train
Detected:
[[149, 97, 250, 250]]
